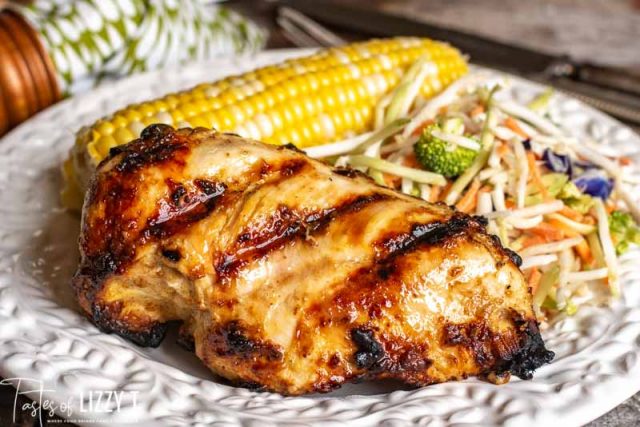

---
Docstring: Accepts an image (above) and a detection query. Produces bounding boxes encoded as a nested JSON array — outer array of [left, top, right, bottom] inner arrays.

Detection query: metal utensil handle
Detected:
[[574, 63, 640, 98], [276, 6, 345, 47], [555, 87, 640, 129]]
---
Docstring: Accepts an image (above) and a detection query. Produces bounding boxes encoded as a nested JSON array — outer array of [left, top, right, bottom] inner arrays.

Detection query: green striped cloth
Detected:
[[14, 0, 266, 95]]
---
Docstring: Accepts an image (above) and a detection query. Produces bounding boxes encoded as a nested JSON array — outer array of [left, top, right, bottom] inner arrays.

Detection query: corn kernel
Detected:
[[95, 121, 115, 136], [254, 113, 274, 138], [279, 105, 294, 125], [287, 128, 302, 146], [309, 120, 323, 141], [180, 103, 199, 118], [236, 100, 256, 121], [200, 111, 216, 128], [111, 116, 128, 128], [87, 143, 100, 164], [123, 109, 142, 121], [261, 93, 276, 110], [301, 98, 316, 117], [298, 126, 313, 147], [95, 135, 117, 158], [171, 110, 185, 123], [113, 127, 135, 144], [228, 105, 246, 125], [190, 115, 209, 128], [142, 117, 156, 126], [128, 121, 145, 137], [244, 120, 261, 140], [194, 99, 210, 114], [290, 103, 305, 123], [217, 110, 235, 129], [209, 98, 223, 110], [138, 104, 156, 117], [319, 114, 335, 139], [332, 112, 345, 135], [152, 100, 169, 112], [153, 112, 173, 125], [267, 110, 284, 132], [164, 95, 180, 109]]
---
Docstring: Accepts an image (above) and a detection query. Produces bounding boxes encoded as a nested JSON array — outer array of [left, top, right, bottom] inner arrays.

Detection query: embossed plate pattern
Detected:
[[0, 50, 639, 427]]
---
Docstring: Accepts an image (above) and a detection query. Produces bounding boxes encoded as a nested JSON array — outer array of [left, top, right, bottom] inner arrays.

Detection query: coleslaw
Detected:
[[306, 64, 640, 322]]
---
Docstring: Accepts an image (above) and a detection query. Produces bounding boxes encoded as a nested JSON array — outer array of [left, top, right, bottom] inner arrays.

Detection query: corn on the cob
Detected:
[[63, 37, 468, 209]]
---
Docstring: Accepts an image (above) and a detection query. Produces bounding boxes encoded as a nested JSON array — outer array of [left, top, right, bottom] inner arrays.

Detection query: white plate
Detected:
[[1, 49, 639, 427]]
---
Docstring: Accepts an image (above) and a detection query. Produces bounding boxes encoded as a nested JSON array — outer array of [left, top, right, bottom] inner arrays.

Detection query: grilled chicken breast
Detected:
[[73, 125, 553, 395]]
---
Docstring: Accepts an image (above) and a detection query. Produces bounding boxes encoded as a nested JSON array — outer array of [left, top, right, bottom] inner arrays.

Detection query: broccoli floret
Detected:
[[558, 181, 594, 214], [413, 121, 478, 178], [609, 210, 640, 255]]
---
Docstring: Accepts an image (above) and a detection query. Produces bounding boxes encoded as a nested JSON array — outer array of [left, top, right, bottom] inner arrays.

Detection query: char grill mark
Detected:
[[168, 180, 187, 205], [92, 301, 168, 347], [111, 124, 189, 173], [254, 158, 308, 180], [442, 321, 495, 368], [146, 181, 226, 240], [503, 248, 523, 267], [144, 158, 307, 244], [499, 315, 555, 379], [333, 166, 372, 180], [161, 249, 182, 262], [278, 143, 306, 154], [442, 312, 554, 379], [351, 328, 385, 369], [279, 159, 307, 177], [379, 213, 479, 260], [215, 193, 391, 279], [207, 321, 283, 362], [377, 213, 522, 270]]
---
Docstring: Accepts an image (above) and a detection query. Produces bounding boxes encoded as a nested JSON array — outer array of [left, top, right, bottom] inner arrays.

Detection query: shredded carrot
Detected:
[[411, 119, 434, 136], [606, 201, 616, 214], [527, 151, 550, 199], [429, 185, 442, 203], [383, 173, 400, 188], [521, 234, 547, 248], [497, 142, 511, 157], [455, 179, 481, 213], [439, 182, 454, 202], [528, 268, 543, 294], [470, 105, 485, 118], [547, 218, 580, 238], [574, 237, 593, 266], [479, 185, 492, 193], [504, 117, 529, 139], [559, 205, 584, 222], [402, 152, 421, 169], [583, 215, 596, 225], [529, 223, 564, 242], [620, 156, 632, 166], [505, 199, 516, 209]]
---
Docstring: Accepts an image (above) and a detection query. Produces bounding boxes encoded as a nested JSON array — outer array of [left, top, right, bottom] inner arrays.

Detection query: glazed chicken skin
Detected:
[[73, 124, 553, 395]]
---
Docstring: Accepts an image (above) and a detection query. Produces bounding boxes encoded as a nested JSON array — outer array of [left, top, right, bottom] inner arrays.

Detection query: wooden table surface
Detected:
[[1, 0, 639, 425]]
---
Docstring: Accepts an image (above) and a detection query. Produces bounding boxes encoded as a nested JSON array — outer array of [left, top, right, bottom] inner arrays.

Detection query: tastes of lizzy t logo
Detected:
[[0, 377, 140, 424]]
